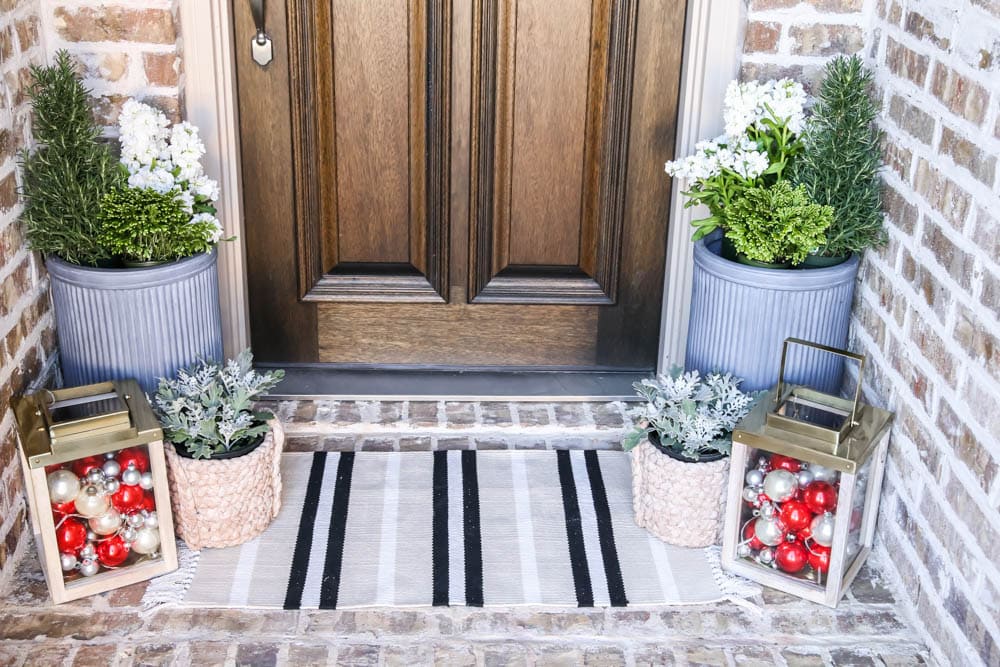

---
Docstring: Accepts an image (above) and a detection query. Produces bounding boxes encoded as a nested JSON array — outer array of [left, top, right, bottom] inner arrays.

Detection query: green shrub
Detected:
[[792, 55, 885, 257], [726, 181, 833, 265], [97, 187, 216, 263], [19, 51, 124, 265]]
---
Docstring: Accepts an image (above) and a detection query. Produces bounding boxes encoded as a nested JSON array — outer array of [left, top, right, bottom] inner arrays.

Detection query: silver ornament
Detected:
[[144, 512, 158, 529], [742, 486, 758, 503], [810, 463, 838, 484], [810, 512, 836, 547], [754, 516, 786, 546], [74, 483, 110, 518], [128, 513, 145, 527], [745, 468, 765, 487], [736, 544, 751, 558], [139, 472, 154, 490], [760, 502, 776, 519], [105, 452, 116, 459], [47, 470, 81, 504], [121, 466, 142, 487], [79, 543, 97, 560], [89, 508, 122, 536], [131, 525, 161, 555], [762, 469, 798, 503], [79, 558, 99, 577], [758, 547, 774, 565], [86, 530, 98, 541], [102, 459, 121, 478], [86, 469, 105, 484], [60, 553, 78, 571], [796, 469, 814, 487], [122, 527, 137, 543], [104, 478, 120, 494]]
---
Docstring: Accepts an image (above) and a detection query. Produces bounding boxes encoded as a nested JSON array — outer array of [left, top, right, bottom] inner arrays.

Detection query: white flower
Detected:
[[191, 212, 224, 244], [118, 99, 170, 170], [176, 189, 195, 213], [169, 122, 207, 182], [127, 166, 176, 194], [665, 134, 770, 182], [189, 174, 220, 202], [722, 78, 807, 136], [764, 78, 807, 134]]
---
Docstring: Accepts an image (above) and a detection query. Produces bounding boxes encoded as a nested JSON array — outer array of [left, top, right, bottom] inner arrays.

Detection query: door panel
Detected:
[[234, 0, 686, 369]]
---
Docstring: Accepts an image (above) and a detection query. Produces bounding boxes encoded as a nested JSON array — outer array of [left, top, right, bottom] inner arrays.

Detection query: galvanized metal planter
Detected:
[[47, 251, 223, 395], [685, 234, 860, 393]]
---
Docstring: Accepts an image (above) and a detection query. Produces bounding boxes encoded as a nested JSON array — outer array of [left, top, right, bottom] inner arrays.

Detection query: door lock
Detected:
[[249, 0, 273, 67]]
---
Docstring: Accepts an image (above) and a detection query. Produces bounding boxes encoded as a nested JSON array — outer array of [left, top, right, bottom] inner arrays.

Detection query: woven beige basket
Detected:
[[164, 420, 284, 550], [631, 438, 729, 548]]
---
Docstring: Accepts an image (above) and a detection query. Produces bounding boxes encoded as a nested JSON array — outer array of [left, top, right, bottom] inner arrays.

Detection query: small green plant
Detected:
[[154, 350, 285, 459], [19, 50, 124, 265], [97, 187, 218, 263], [725, 181, 833, 265], [623, 367, 754, 462], [792, 55, 885, 257]]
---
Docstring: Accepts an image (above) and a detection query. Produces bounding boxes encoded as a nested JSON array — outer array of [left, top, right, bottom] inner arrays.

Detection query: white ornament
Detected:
[[745, 469, 765, 487], [79, 558, 99, 577], [122, 528, 137, 543], [131, 526, 161, 555], [762, 469, 798, 503], [760, 502, 776, 519], [89, 508, 122, 536], [810, 512, 836, 547], [121, 464, 142, 487], [86, 530, 97, 542], [796, 469, 815, 487], [128, 513, 145, 528], [810, 463, 838, 484], [60, 553, 78, 571], [80, 543, 97, 560], [144, 512, 159, 529], [139, 472, 154, 490], [86, 469, 105, 484], [742, 486, 758, 503], [102, 460, 121, 478], [75, 484, 110, 518], [105, 452, 117, 460], [104, 478, 120, 495], [754, 516, 785, 546], [47, 470, 81, 504], [758, 547, 775, 565], [737, 544, 751, 558]]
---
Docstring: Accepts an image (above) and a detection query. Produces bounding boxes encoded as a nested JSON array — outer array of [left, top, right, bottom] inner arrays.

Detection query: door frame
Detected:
[[179, 0, 744, 373]]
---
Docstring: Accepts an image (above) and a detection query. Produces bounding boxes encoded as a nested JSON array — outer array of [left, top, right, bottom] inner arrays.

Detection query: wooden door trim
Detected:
[[287, 0, 451, 303], [468, 0, 639, 305]]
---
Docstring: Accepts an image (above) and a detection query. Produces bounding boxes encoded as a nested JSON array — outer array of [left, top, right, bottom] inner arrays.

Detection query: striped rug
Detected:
[[157, 451, 755, 609]]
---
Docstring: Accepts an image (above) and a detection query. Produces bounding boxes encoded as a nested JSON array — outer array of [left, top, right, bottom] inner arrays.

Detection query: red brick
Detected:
[[929, 62, 990, 125], [904, 11, 953, 50], [790, 23, 864, 56], [53, 7, 176, 44], [885, 37, 930, 87], [744, 21, 781, 54], [913, 159, 972, 230], [954, 306, 1000, 384], [939, 125, 997, 186], [888, 95, 935, 144], [143, 52, 179, 87]]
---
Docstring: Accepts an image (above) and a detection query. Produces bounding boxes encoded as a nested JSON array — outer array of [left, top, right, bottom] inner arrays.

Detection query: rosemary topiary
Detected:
[[98, 187, 217, 263], [20, 50, 124, 266], [792, 55, 885, 257], [726, 181, 833, 265]]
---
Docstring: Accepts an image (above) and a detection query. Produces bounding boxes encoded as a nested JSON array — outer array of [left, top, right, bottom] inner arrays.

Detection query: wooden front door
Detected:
[[234, 0, 686, 369]]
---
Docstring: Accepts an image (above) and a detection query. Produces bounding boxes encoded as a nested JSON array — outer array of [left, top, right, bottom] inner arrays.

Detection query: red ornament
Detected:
[[799, 522, 813, 540], [770, 454, 802, 473], [55, 519, 87, 554], [775, 541, 809, 573], [802, 481, 838, 514], [778, 499, 813, 532], [96, 535, 129, 567], [139, 490, 157, 512], [742, 522, 764, 550], [45, 463, 63, 474], [71, 455, 105, 477], [116, 447, 150, 474], [808, 545, 831, 573], [111, 485, 144, 513], [51, 500, 76, 515]]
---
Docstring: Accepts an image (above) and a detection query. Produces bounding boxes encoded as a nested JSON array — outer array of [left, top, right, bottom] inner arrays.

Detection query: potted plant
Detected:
[[667, 61, 884, 393], [20, 52, 226, 394], [624, 368, 754, 548], [155, 350, 285, 550]]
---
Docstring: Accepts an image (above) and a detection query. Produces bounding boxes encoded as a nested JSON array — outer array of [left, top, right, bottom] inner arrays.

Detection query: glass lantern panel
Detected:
[[736, 447, 843, 587], [841, 454, 873, 576], [47, 444, 164, 584]]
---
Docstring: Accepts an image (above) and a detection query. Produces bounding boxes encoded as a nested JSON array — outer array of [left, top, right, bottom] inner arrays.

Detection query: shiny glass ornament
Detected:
[[744, 469, 764, 487], [139, 472, 154, 490], [796, 469, 814, 487], [128, 513, 145, 527], [810, 512, 836, 547], [47, 470, 81, 504], [101, 460, 121, 478], [79, 543, 97, 560], [144, 512, 159, 529], [79, 558, 99, 577], [55, 519, 87, 554], [86, 469, 105, 484], [753, 516, 785, 546], [809, 463, 838, 484], [121, 466, 142, 487], [131, 525, 161, 555], [104, 478, 120, 495], [762, 469, 798, 502], [60, 553, 78, 571], [758, 546, 774, 565], [89, 508, 122, 536], [75, 483, 110, 518]]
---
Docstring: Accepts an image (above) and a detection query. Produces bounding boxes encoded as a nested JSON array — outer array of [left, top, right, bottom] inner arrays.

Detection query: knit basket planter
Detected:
[[46, 251, 224, 396], [631, 438, 730, 548], [163, 421, 284, 550]]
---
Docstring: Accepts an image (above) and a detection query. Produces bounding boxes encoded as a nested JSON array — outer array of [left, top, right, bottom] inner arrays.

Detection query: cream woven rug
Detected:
[[145, 451, 757, 609]]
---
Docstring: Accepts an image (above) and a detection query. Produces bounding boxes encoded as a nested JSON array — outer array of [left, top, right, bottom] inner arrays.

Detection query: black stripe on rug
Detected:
[[283, 452, 327, 610], [319, 452, 356, 609], [584, 450, 628, 607], [461, 450, 484, 607], [432, 450, 449, 606], [556, 449, 594, 607]]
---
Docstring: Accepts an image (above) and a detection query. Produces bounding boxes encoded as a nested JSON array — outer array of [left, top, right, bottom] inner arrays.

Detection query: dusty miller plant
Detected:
[[154, 350, 285, 459], [623, 367, 754, 461]]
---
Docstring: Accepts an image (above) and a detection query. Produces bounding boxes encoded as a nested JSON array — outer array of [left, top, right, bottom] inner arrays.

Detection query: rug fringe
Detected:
[[140, 540, 199, 611], [703, 545, 763, 613]]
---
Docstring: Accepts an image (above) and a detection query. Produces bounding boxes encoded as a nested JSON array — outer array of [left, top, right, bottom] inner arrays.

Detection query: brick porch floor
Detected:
[[0, 401, 932, 666]]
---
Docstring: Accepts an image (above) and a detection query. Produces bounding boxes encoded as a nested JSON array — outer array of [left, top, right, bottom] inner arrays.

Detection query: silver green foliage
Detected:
[[623, 367, 754, 461], [154, 349, 285, 459]]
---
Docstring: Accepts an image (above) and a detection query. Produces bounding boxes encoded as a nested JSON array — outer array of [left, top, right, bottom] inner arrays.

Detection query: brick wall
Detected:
[[0, 0, 57, 584], [744, 1, 1000, 664], [41, 0, 182, 127]]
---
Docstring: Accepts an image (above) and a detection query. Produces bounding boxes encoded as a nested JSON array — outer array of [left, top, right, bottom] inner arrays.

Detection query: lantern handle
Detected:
[[775, 338, 866, 426]]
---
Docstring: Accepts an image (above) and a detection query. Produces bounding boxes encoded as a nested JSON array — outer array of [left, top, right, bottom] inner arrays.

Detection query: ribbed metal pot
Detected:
[[47, 251, 223, 395], [685, 236, 859, 394]]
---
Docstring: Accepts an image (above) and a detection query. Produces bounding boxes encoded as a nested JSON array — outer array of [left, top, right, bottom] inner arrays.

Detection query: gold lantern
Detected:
[[13, 380, 178, 603], [721, 339, 893, 607]]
